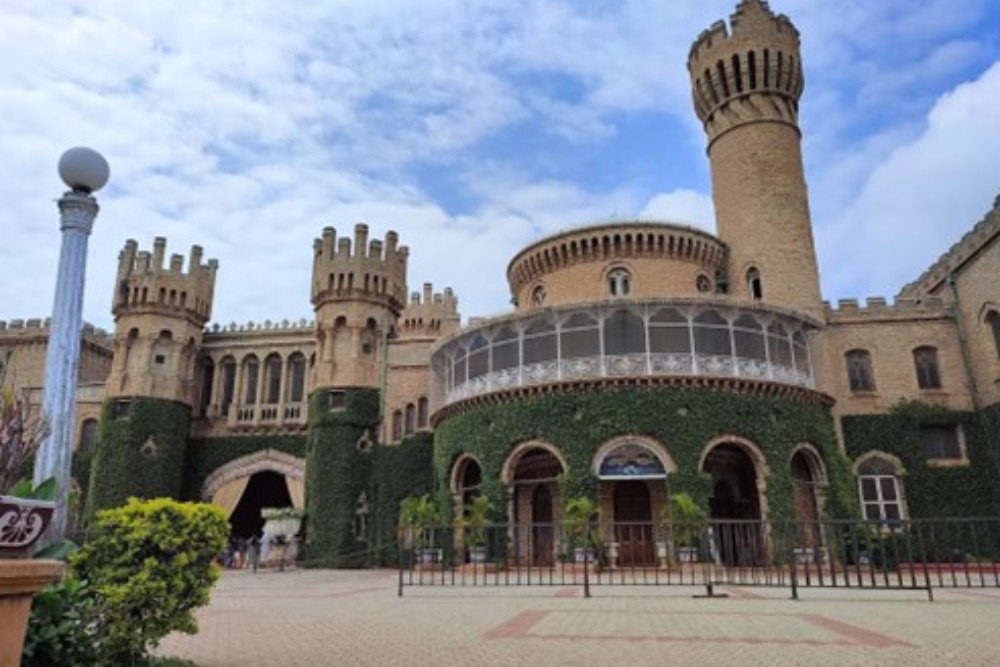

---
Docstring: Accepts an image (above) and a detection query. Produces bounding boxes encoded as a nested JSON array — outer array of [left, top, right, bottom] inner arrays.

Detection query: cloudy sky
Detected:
[[2, 0, 999, 332]]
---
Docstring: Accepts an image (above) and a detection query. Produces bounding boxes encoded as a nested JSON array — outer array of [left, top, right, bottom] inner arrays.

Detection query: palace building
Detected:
[[2, 0, 999, 566]]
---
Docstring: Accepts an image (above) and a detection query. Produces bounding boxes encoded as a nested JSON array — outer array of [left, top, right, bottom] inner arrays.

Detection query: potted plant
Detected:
[[398, 494, 440, 564], [460, 494, 492, 564], [0, 375, 65, 667], [669, 493, 706, 563], [564, 497, 598, 563]]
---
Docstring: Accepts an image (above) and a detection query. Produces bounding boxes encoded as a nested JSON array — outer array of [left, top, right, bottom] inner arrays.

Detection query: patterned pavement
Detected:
[[159, 569, 1000, 666]]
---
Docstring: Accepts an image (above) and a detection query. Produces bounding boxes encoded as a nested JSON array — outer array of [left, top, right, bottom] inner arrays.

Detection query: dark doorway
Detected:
[[703, 444, 764, 565], [531, 485, 554, 567], [229, 470, 292, 539], [791, 450, 822, 551], [614, 481, 654, 566]]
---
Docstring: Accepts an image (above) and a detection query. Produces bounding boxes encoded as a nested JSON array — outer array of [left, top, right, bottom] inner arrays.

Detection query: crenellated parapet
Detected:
[[310, 224, 408, 316], [113, 237, 218, 326], [823, 296, 952, 325], [397, 283, 460, 340], [688, 0, 803, 147], [897, 195, 1000, 299], [0, 318, 113, 349]]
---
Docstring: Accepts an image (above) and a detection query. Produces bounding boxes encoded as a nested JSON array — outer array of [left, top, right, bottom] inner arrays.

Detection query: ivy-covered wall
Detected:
[[87, 397, 190, 518], [842, 401, 1000, 518], [181, 434, 307, 501], [304, 388, 380, 567], [434, 386, 856, 523], [367, 432, 435, 565]]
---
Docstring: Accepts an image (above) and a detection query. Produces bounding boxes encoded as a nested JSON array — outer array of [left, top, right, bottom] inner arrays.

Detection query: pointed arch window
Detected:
[[220, 357, 236, 416], [845, 349, 875, 392], [913, 346, 941, 389], [391, 410, 403, 441], [286, 353, 306, 403], [404, 403, 416, 436], [242, 355, 259, 405], [417, 397, 429, 429], [264, 354, 282, 404], [746, 267, 763, 301], [78, 418, 98, 454]]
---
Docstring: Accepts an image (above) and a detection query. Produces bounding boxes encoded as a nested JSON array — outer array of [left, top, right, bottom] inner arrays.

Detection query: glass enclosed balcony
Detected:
[[432, 300, 816, 407]]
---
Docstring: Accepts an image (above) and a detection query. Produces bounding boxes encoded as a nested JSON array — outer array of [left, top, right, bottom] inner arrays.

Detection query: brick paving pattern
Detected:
[[159, 569, 1000, 667]]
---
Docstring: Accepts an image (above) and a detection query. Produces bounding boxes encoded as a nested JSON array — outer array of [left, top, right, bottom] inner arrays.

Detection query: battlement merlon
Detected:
[[310, 223, 410, 311], [0, 319, 113, 348], [823, 296, 953, 324], [112, 238, 218, 323], [688, 1, 799, 67]]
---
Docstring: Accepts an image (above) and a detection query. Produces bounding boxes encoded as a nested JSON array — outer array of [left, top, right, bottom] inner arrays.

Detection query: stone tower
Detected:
[[310, 224, 408, 390], [688, 0, 822, 315], [106, 237, 218, 403]]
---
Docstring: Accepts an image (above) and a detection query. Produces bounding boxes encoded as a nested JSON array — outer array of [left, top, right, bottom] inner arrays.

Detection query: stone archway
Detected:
[[502, 441, 565, 566], [203, 449, 306, 538], [699, 437, 769, 566]]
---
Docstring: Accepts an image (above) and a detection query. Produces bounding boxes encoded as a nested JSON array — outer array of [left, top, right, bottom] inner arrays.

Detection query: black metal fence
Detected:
[[398, 517, 1000, 601]]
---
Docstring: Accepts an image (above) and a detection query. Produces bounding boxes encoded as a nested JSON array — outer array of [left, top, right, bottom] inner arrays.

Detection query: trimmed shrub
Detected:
[[21, 579, 100, 667], [71, 497, 228, 664]]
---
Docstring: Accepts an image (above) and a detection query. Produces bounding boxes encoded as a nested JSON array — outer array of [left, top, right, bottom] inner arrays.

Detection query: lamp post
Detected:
[[34, 147, 109, 541]]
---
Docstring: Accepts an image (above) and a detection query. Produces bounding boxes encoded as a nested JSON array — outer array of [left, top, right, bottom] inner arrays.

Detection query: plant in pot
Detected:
[[669, 493, 706, 563], [398, 494, 440, 564], [460, 494, 492, 564], [564, 496, 598, 563]]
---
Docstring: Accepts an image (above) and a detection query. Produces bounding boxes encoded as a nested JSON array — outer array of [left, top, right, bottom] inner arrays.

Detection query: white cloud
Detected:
[[638, 190, 716, 233]]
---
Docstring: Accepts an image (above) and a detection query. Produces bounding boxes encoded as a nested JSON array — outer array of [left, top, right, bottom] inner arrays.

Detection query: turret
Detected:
[[310, 224, 409, 389], [688, 0, 822, 316], [106, 237, 218, 404]]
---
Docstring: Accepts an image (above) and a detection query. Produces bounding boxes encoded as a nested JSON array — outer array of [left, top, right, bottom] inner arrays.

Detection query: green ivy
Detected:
[[87, 398, 190, 518], [181, 434, 306, 501], [842, 401, 1000, 518], [433, 386, 856, 523], [304, 388, 380, 567], [367, 432, 435, 565]]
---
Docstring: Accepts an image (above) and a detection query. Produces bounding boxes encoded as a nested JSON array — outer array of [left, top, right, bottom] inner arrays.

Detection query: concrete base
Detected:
[[0, 559, 65, 667]]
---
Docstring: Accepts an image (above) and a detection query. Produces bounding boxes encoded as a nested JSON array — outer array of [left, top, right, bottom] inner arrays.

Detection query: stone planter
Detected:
[[0, 497, 56, 557], [606, 542, 620, 569], [656, 541, 669, 568], [260, 514, 303, 568], [0, 559, 65, 667]]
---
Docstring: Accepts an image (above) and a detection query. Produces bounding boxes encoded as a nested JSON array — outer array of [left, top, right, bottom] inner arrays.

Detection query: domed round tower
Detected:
[[688, 0, 822, 316]]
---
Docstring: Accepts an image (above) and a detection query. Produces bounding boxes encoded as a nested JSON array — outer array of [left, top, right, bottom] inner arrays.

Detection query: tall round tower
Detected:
[[688, 0, 822, 316]]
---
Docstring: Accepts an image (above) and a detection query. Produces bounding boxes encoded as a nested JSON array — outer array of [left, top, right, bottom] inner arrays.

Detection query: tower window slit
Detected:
[[776, 52, 785, 91], [763, 49, 770, 88], [704, 69, 719, 104], [716, 61, 730, 97], [732, 54, 743, 93], [748, 51, 757, 89], [787, 56, 796, 92]]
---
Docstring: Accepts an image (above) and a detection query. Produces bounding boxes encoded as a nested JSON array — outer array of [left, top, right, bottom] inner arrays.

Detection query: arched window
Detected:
[[988, 310, 1000, 358], [856, 456, 904, 523], [607, 268, 632, 297], [845, 349, 875, 392], [242, 355, 259, 405], [264, 353, 282, 404], [531, 284, 546, 308], [78, 418, 98, 454], [913, 346, 941, 389], [404, 403, 416, 435], [417, 397, 429, 428], [391, 410, 403, 441], [746, 267, 763, 301], [197, 357, 214, 416], [220, 357, 236, 416], [286, 353, 306, 403]]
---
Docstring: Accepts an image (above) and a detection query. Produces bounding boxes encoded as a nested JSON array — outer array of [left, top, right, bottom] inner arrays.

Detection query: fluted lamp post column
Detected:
[[33, 147, 109, 542]]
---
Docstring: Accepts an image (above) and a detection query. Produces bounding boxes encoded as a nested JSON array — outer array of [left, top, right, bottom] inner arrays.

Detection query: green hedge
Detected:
[[87, 398, 190, 518], [434, 386, 856, 523], [304, 388, 380, 567], [842, 401, 1000, 518], [368, 432, 435, 565], [181, 434, 307, 501]]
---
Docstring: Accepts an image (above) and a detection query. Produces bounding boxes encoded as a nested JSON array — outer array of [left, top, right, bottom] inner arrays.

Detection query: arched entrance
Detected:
[[203, 449, 306, 540], [504, 443, 564, 567], [790, 446, 828, 555], [229, 470, 292, 539], [593, 438, 673, 567], [702, 441, 765, 566]]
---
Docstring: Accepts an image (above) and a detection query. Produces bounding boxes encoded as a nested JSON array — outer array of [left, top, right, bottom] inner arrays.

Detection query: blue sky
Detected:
[[1, 0, 999, 332]]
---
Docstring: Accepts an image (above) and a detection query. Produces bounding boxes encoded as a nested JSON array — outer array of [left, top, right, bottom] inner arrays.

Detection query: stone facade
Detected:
[[2, 0, 999, 551]]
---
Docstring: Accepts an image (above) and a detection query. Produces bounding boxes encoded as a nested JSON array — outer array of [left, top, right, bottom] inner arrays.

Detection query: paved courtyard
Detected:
[[160, 568, 1000, 666]]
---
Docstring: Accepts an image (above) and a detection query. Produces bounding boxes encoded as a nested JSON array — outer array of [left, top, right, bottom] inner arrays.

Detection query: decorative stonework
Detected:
[[202, 449, 306, 501]]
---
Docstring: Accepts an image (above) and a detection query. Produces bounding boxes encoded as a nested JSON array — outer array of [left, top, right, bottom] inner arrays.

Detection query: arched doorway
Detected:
[[613, 481, 654, 565], [702, 442, 765, 566], [791, 446, 827, 556], [504, 444, 564, 567], [593, 438, 673, 567], [229, 470, 292, 539]]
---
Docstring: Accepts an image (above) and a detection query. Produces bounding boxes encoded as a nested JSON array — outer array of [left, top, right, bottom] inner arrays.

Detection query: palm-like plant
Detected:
[[460, 494, 492, 547], [668, 493, 707, 548], [397, 494, 438, 550]]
